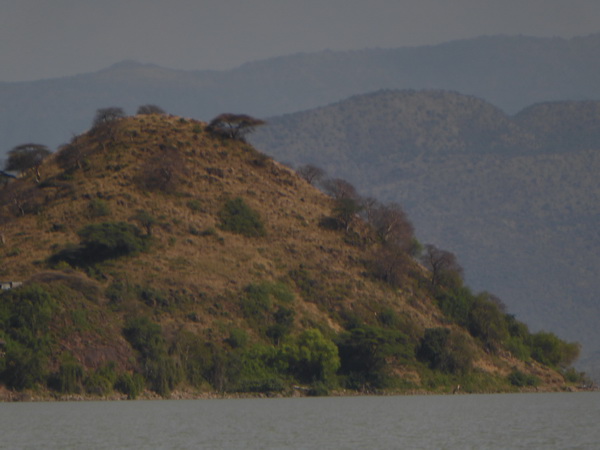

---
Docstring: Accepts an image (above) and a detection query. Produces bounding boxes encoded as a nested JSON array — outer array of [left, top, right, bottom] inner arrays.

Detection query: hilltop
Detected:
[[250, 89, 600, 375], [0, 112, 584, 400]]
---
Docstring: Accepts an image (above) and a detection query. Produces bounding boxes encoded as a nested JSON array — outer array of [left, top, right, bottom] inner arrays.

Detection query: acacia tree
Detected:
[[296, 164, 325, 185], [321, 178, 359, 200], [371, 244, 411, 286], [422, 244, 464, 289], [137, 104, 165, 115], [5, 143, 52, 181], [369, 202, 414, 250], [333, 197, 363, 231], [207, 113, 265, 141], [92, 107, 125, 128]]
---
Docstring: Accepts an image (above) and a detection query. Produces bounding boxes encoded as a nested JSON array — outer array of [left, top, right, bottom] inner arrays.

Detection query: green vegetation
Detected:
[[50, 222, 149, 267], [218, 197, 266, 237]]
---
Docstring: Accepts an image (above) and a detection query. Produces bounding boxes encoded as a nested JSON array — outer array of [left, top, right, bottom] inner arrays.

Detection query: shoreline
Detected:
[[1, 383, 595, 403]]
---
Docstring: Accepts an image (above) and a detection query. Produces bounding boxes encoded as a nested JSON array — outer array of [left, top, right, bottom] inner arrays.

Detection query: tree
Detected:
[[137, 104, 165, 115], [321, 178, 359, 201], [422, 244, 464, 289], [4, 143, 51, 181], [284, 329, 340, 384], [131, 210, 157, 236], [332, 197, 363, 231], [371, 244, 410, 287], [467, 293, 509, 353], [92, 107, 125, 128], [296, 164, 325, 185], [369, 202, 414, 249], [207, 113, 265, 141], [417, 327, 474, 374]]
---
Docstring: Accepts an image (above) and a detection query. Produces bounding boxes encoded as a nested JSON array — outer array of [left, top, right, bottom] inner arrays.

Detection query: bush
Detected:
[[337, 325, 412, 389], [225, 328, 249, 349], [1, 340, 48, 390], [50, 222, 148, 267], [223, 344, 286, 393], [78, 222, 148, 260], [50, 355, 84, 394], [218, 197, 266, 237], [417, 328, 474, 375], [0, 284, 56, 390], [530, 331, 580, 368], [172, 330, 214, 388], [123, 316, 182, 396], [84, 363, 117, 396], [467, 294, 509, 353], [114, 372, 145, 399], [508, 369, 539, 387], [283, 329, 340, 385], [88, 198, 111, 218]]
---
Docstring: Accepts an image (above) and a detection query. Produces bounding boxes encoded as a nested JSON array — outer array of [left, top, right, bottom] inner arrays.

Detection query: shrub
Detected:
[[283, 329, 339, 385], [530, 331, 580, 368], [218, 197, 266, 237], [224, 344, 286, 393], [225, 328, 249, 349], [50, 355, 84, 394], [88, 198, 111, 218], [508, 369, 539, 387], [417, 328, 474, 375], [123, 316, 166, 360], [337, 325, 412, 389], [467, 294, 509, 353], [114, 372, 145, 399], [84, 371, 113, 396], [1, 340, 48, 390], [84, 363, 117, 396], [123, 316, 182, 396], [78, 222, 148, 260], [186, 199, 203, 212]]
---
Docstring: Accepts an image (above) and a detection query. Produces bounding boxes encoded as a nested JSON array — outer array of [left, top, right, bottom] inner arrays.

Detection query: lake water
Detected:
[[0, 392, 598, 449]]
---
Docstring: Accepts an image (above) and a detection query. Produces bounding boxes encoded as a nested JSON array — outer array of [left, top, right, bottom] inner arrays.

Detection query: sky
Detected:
[[1, 0, 599, 82]]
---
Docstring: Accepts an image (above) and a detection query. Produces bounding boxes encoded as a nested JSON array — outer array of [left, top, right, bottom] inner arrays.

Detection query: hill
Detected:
[[1, 33, 600, 152], [250, 90, 600, 376], [0, 112, 583, 399]]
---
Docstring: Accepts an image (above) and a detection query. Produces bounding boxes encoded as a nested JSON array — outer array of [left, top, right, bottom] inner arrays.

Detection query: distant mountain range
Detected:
[[1, 33, 600, 153], [250, 89, 600, 375]]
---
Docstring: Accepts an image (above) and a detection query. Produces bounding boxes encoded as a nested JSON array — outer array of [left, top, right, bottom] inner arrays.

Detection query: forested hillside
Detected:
[[0, 111, 583, 399], [250, 90, 600, 376]]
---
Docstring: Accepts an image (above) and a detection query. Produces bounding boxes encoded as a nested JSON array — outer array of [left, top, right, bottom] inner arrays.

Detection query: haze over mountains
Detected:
[[1, 34, 600, 153], [1, 33, 599, 374]]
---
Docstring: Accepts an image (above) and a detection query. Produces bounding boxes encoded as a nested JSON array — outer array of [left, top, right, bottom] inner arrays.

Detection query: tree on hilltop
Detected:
[[92, 107, 125, 128], [4, 143, 51, 181], [207, 113, 265, 141], [137, 104, 165, 115]]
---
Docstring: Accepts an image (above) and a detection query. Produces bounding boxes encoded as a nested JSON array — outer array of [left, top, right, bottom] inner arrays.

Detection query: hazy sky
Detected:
[[2, 0, 599, 82]]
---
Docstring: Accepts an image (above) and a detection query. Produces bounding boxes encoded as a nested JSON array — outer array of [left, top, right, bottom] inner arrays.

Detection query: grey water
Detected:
[[0, 392, 598, 449]]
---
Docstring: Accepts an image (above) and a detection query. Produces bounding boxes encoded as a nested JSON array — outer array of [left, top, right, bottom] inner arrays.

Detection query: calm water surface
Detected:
[[0, 392, 598, 449]]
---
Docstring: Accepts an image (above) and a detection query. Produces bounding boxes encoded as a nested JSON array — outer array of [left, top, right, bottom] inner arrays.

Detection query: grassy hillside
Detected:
[[250, 90, 600, 376], [0, 112, 584, 400]]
